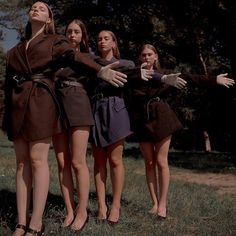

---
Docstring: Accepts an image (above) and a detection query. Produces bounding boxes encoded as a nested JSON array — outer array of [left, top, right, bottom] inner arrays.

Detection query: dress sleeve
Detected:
[[52, 35, 101, 72], [182, 74, 217, 86]]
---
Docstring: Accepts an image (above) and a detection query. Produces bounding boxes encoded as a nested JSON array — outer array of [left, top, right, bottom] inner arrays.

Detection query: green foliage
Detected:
[[0, 0, 235, 151]]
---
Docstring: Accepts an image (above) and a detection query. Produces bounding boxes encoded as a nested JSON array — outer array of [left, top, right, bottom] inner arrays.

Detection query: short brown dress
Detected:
[[56, 66, 94, 128], [2, 33, 101, 141], [127, 79, 183, 142]]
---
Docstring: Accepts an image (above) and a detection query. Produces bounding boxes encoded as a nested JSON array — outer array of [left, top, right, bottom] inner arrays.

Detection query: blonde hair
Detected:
[[139, 44, 160, 70], [97, 30, 120, 59]]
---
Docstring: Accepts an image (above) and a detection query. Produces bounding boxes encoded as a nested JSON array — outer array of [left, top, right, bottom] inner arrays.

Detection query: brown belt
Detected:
[[61, 80, 84, 88]]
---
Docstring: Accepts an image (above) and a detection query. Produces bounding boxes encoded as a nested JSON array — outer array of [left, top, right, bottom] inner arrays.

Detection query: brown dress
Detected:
[[127, 79, 183, 142], [127, 73, 219, 142], [2, 33, 101, 141]]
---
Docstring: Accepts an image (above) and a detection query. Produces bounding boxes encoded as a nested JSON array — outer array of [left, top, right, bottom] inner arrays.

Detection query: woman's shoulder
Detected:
[[119, 59, 135, 68]]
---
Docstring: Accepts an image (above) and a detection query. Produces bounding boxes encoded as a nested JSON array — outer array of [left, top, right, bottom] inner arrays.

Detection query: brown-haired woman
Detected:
[[2, 2, 127, 235], [52, 19, 92, 230], [129, 44, 234, 219], [90, 30, 135, 225]]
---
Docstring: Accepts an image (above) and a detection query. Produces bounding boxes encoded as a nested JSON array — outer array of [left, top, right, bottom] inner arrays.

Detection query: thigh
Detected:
[[70, 126, 90, 162], [139, 142, 155, 163], [107, 139, 124, 162], [29, 137, 51, 162], [13, 136, 30, 164], [155, 136, 171, 163], [52, 131, 70, 154]]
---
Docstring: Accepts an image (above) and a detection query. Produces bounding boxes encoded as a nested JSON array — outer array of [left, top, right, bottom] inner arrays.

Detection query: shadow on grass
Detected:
[[0, 189, 131, 230], [124, 147, 236, 174], [0, 189, 65, 230]]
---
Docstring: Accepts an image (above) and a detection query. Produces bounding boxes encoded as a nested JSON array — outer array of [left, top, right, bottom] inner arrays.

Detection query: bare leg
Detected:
[[140, 142, 158, 214], [93, 145, 108, 220], [12, 137, 32, 236], [155, 136, 171, 217], [53, 132, 75, 227], [107, 139, 125, 223], [25, 137, 51, 234], [70, 127, 90, 230]]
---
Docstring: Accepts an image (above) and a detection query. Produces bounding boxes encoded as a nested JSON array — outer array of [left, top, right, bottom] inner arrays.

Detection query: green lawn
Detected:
[[0, 133, 235, 236]]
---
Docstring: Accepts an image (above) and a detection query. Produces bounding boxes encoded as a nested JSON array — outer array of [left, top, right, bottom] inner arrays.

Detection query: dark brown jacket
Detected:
[[2, 33, 101, 141]]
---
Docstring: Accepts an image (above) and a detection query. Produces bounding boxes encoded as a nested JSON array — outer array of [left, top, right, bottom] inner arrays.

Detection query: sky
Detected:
[[0, 28, 19, 52]]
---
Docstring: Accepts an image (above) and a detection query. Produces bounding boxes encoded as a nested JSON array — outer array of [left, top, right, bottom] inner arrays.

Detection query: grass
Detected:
[[0, 132, 235, 235]]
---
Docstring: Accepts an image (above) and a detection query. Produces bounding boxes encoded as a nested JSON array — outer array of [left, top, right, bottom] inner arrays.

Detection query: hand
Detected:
[[97, 61, 127, 87], [140, 63, 154, 81], [216, 73, 235, 88], [161, 73, 187, 89]]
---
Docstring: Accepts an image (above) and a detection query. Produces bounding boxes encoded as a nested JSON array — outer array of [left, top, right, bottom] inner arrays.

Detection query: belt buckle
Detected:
[[97, 93, 104, 99], [92, 93, 104, 100], [13, 75, 24, 86]]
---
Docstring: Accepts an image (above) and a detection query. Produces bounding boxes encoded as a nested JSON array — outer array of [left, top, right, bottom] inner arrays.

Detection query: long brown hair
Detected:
[[139, 44, 161, 70], [24, 1, 55, 40], [97, 30, 120, 59], [65, 19, 89, 53]]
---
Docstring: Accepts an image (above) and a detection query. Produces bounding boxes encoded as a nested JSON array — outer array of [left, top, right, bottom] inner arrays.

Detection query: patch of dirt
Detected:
[[170, 167, 236, 196]]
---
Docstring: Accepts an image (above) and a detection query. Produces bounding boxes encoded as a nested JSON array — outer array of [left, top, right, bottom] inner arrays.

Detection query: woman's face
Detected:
[[140, 48, 158, 69], [97, 31, 115, 54], [66, 22, 82, 46], [29, 2, 50, 25]]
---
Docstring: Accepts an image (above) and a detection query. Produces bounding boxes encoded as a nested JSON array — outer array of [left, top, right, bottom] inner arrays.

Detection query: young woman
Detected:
[[52, 19, 92, 230], [128, 44, 234, 219], [1, 2, 127, 235], [90, 30, 135, 224]]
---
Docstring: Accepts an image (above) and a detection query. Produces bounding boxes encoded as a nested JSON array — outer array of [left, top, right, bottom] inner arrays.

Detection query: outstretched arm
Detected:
[[216, 73, 235, 88]]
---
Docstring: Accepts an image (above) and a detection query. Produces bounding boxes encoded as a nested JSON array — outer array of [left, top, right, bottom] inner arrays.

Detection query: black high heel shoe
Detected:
[[107, 208, 120, 226], [97, 208, 109, 223], [14, 224, 27, 236], [26, 224, 45, 236], [157, 209, 167, 220]]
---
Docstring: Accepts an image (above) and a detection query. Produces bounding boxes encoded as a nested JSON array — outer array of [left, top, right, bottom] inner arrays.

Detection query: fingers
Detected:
[[218, 73, 228, 77], [227, 78, 235, 85], [224, 79, 235, 87], [141, 69, 154, 81], [141, 62, 148, 68], [173, 72, 182, 77], [110, 78, 124, 87], [178, 77, 187, 86], [114, 71, 127, 81], [110, 71, 127, 87]]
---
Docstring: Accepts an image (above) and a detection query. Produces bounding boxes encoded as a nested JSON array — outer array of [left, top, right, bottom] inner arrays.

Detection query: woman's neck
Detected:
[[31, 23, 45, 39], [101, 50, 114, 61]]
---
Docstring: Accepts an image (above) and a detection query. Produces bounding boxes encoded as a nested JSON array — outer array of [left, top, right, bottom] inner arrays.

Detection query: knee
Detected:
[[145, 160, 156, 171], [57, 157, 71, 172], [31, 152, 48, 169], [156, 158, 168, 170], [109, 158, 123, 169], [16, 161, 28, 171], [71, 159, 85, 171]]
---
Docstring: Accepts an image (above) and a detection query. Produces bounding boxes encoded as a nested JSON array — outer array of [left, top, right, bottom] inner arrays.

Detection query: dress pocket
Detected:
[[112, 97, 125, 112]]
